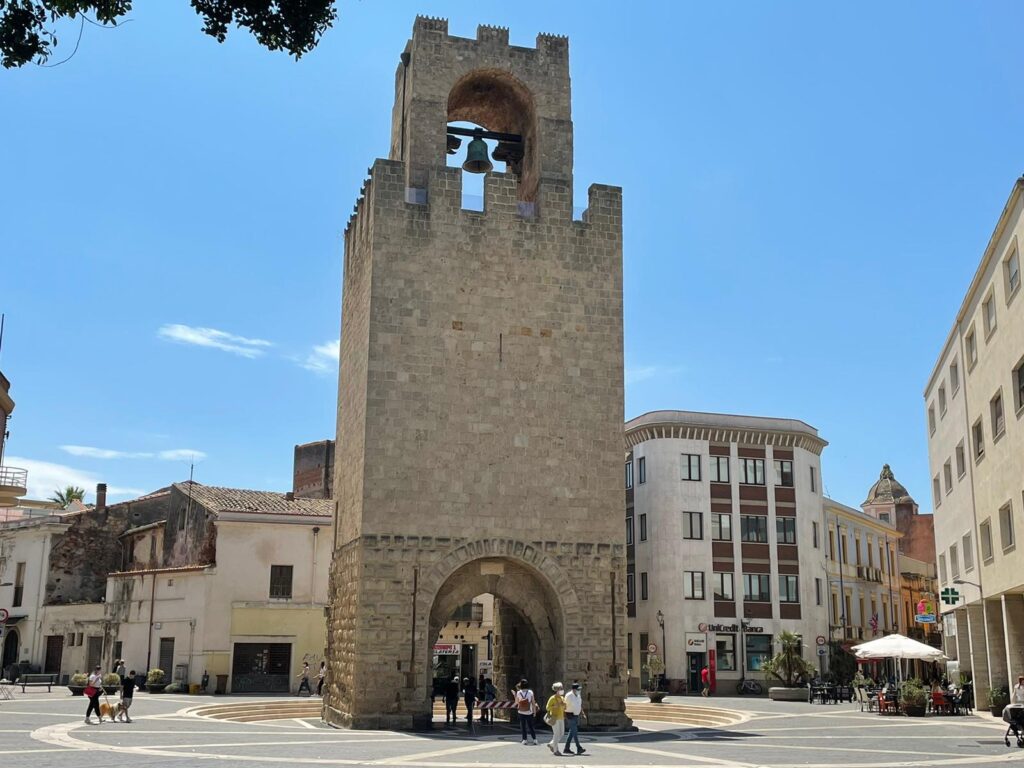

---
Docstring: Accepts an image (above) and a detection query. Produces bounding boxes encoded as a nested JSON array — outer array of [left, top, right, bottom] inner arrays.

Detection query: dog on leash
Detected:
[[100, 700, 131, 722]]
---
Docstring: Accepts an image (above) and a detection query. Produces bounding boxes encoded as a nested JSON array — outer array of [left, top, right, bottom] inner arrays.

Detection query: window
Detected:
[[739, 458, 765, 485], [773, 459, 794, 487], [815, 577, 822, 606], [709, 455, 730, 483], [956, 441, 966, 478], [745, 634, 771, 671], [743, 573, 770, 602], [637, 457, 646, 484], [980, 518, 994, 562], [640, 572, 648, 600], [625, 461, 633, 489], [684, 571, 705, 600], [625, 516, 634, 545], [711, 513, 732, 541], [933, 477, 941, 508], [928, 405, 936, 435], [972, 418, 985, 459], [740, 515, 768, 543], [639, 513, 647, 542], [812, 520, 819, 548], [943, 460, 952, 493], [626, 573, 635, 602], [992, 391, 1005, 439], [983, 292, 997, 336], [13, 561, 25, 607], [776, 517, 796, 544], [1008, 247, 1021, 296], [950, 543, 959, 579], [879, 512, 890, 523], [809, 466, 817, 493], [680, 454, 701, 481], [963, 532, 974, 572], [950, 359, 960, 394], [1015, 358, 1024, 413], [1000, 502, 1015, 553], [683, 511, 703, 540], [939, 385, 947, 416], [716, 634, 736, 671], [966, 327, 978, 368], [779, 575, 799, 603], [828, 528, 836, 560], [269, 565, 293, 599], [713, 572, 734, 601]]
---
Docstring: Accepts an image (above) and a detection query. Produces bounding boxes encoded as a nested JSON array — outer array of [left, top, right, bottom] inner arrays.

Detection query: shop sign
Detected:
[[684, 633, 708, 652], [698, 622, 764, 634], [433, 644, 459, 655]]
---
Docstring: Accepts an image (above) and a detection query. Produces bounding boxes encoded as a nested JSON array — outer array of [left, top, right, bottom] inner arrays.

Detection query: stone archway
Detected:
[[2, 627, 19, 675]]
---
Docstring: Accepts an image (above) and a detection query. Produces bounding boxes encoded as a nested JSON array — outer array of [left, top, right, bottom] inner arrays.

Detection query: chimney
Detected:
[[285, 491, 295, 501], [96, 483, 107, 510]]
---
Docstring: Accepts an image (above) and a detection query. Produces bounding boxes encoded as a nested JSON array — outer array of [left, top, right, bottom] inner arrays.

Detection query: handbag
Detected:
[[543, 713, 554, 726], [84, 685, 98, 698]]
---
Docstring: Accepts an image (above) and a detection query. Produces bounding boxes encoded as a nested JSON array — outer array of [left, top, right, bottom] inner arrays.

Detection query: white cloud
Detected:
[[6, 456, 145, 502], [157, 324, 272, 358], [60, 445, 153, 459], [300, 339, 340, 373], [157, 449, 207, 462]]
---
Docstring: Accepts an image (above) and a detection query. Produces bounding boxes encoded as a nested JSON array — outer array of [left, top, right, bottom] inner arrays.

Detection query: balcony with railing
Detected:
[[0, 465, 28, 506]]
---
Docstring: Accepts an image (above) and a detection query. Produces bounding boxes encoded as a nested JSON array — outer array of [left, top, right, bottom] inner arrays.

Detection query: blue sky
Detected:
[[1, 1, 1022, 508]]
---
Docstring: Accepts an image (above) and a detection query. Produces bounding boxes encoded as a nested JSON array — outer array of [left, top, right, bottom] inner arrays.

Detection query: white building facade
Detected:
[[924, 176, 1024, 706], [625, 411, 829, 694]]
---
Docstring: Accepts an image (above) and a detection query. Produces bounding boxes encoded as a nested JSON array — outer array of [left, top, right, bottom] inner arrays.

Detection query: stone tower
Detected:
[[325, 17, 629, 730]]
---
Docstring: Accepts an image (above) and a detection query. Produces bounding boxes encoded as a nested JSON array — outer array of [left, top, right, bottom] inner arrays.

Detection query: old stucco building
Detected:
[[326, 18, 629, 729]]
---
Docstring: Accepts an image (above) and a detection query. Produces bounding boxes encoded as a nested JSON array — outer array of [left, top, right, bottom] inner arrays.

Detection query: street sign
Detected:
[[815, 635, 826, 646], [0, 608, 9, 623], [941, 588, 960, 605], [647, 643, 658, 654], [817, 648, 828, 657], [915, 614, 937, 624]]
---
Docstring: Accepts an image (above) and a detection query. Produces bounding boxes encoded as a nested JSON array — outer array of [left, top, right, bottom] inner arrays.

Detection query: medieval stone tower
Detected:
[[325, 17, 629, 730]]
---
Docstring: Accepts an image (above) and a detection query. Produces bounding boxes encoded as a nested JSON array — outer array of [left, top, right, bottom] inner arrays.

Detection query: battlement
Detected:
[[410, 15, 568, 61]]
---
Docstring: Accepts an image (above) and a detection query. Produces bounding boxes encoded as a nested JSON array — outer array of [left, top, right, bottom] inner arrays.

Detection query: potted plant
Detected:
[[900, 678, 928, 717], [764, 631, 816, 701], [989, 685, 1009, 717], [643, 654, 667, 702], [147, 668, 168, 694], [68, 673, 88, 696], [102, 672, 121, 695]]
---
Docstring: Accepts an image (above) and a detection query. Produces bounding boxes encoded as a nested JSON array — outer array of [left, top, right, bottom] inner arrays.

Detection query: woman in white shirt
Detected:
[[85, 666, 105, 724]]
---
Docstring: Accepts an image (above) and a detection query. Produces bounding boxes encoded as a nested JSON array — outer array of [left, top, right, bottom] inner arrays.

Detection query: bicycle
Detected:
[[736, 678, 763, 695]]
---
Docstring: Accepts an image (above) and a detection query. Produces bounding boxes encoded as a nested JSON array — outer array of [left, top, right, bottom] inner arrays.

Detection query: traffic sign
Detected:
[[815, 635, 826, 646], [647, 643, 658, 654], [0, 608, 8, 623], [817, 647, 828, 657], [941, 588, 960, 605]]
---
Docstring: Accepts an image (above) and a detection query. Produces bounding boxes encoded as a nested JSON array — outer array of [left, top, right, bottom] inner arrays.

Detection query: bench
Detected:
[[20, 673, 57, 693]]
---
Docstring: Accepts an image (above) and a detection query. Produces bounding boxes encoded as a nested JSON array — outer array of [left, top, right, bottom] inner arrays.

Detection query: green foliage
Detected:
[[761, 630, 815, 687], [900, 678, 929, 708], [989, 685, 1009, 708], [827, 640, 857, 684], [70, 673, 88, 686], [146, 668, 166, 685], [48, 485, 85, 507], [101, 673, 121, 686], [0, 1, 336, 68], [642, 654, 664, 691]]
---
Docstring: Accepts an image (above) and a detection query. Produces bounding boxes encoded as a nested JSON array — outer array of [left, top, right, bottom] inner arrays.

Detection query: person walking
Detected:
[[481, 677, 497, 724], [1013, 675, 1024, 705], [514, 679, 537, 745], [563, 682, 586, 755], [462, 676, 478, 723], [84, 666, 105, 724], [317, 661, 326, 696], [444, 675, 460, 724], [545, 682, 566, 755], [296, 662, 312, 696], [701, 666, 711, 697], [117, 670, 136, 723], [115, 659, 127, 682]]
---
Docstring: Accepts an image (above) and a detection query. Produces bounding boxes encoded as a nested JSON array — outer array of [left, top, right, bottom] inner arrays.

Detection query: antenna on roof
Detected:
[[0, 313, 5, 359]]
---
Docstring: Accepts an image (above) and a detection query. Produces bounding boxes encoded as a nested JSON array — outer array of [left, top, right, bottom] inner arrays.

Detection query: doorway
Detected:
[[2, 628, 19, 674], [688, 651, 706, 694], [44, 635, 64, 675]]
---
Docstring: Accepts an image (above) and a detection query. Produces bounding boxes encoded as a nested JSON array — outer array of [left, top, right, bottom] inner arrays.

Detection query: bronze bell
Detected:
[[462, 136, 493, 174]]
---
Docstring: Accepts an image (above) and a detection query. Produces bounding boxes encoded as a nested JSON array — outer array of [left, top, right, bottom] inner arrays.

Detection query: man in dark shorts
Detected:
[[117, 670, 136, 722]]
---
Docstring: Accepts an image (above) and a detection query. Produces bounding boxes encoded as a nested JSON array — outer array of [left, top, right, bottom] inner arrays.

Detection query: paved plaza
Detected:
[[2, 691, 1023, 768]]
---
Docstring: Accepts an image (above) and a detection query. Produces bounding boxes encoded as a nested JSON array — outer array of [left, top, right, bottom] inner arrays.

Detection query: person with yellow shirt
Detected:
[[545, 682, 566, 755]]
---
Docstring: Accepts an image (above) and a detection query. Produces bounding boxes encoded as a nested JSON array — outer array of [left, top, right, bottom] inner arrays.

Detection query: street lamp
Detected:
[[953, 578, 981, 590], [656, 610, 666, 690]]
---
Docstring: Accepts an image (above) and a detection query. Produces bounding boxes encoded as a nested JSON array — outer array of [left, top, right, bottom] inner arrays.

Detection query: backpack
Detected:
[[516, 689, 533, 713]]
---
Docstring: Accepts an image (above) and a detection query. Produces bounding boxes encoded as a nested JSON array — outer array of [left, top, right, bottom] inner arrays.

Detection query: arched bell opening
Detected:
[[423, 556, 565, 723], [447, 69, 539, 203]]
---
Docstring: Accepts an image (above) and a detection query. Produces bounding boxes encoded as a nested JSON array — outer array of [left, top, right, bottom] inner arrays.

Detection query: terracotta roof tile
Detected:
[[174, 481, 332, 517]]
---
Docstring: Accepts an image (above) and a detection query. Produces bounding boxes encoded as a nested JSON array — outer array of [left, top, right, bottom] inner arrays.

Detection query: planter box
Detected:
[[768, 687, 808, 702], [67, 686, 85, 697], [904, 704, 927, 717], [992, 705, 1006, 717], [147, 683, 168, 694], [103, 686, 119, 696], [646, 691, 667, 703]]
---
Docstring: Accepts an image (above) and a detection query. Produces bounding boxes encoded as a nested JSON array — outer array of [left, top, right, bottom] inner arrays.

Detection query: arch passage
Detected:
[[2, 627, 19, 673], [425, 556, 565, 716], [447, 69, 539, 201]]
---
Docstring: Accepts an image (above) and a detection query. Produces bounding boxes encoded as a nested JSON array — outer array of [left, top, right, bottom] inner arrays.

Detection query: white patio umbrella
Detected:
[[852, 633, 948, 684]]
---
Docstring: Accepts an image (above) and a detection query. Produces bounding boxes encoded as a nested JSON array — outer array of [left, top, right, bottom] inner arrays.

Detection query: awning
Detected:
[[3, 614, 28, 624]]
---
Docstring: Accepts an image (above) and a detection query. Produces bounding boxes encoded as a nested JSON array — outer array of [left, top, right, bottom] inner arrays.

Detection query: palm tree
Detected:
[[49, 485, 86, 508], [762, 630, 816, 687]]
